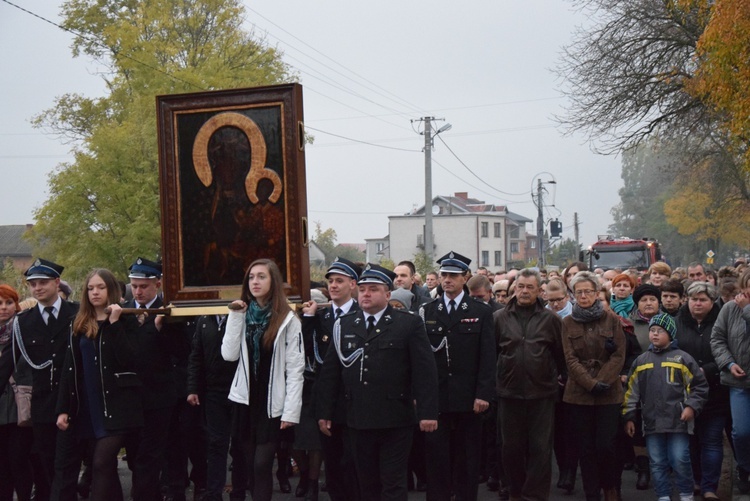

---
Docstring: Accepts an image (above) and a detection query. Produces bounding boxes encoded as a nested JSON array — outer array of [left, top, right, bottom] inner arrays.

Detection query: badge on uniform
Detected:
[[461, 302, 468, 310], [461, 318, 479, 323]]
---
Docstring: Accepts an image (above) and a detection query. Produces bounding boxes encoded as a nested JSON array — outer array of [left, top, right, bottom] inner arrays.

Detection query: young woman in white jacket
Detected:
[[221, 259, 304, 501]]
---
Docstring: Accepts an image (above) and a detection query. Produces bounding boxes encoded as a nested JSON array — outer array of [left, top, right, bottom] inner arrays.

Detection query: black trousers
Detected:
[[31, 423, 61, 501], [164, 399, 207, 497], [320, 422, 359, 501], [498, 397, 555, 501], [569, 403, 621, 497], [0, 423, 34, 501], [350, 426, 413, 501], [50, 425, 87, 501], [424, 411, 482, 501], [126, 405, 174, 501]]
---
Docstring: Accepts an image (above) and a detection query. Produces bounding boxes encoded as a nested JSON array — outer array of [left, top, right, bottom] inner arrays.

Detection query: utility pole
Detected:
[[574, 212, 580, 256], [424, 117, 434, 264], [537, 179, 545, 268]]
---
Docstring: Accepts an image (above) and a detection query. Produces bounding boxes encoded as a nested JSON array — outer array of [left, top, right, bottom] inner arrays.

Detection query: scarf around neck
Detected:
[[611, 295, 634, 318], [245, 301, 271, 378], [571, 300, 605, 323], [0, 317, 13, 345]]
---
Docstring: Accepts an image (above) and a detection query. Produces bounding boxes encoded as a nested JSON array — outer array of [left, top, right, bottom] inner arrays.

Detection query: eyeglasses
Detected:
[[574, 290, 596, 297], [547, 297, 567, 304]]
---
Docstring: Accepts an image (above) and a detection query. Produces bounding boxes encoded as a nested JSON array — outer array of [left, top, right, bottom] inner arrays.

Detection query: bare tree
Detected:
[[555, 0, 713, 154]]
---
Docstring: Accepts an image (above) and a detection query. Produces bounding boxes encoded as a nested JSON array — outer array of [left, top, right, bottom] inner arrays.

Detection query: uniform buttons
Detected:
[[365, 343, 369, 347], [364, 368, 369, 372], [449, 373, 453, 376], [52, 354, 56, 358], [363, 382, 368, 385], [364, 355, 369, 359]]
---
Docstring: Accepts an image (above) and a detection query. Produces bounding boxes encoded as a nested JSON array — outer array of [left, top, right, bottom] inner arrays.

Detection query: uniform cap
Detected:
[[437, 251, 471, 274], [357, 263, 397, 290], [325, 257, 362, 281], [128, 257, 162, 279], [25, 258, 64, 280]]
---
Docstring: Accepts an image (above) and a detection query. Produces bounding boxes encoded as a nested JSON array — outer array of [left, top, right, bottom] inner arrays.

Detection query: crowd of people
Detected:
[[0, 254, 748, 501]]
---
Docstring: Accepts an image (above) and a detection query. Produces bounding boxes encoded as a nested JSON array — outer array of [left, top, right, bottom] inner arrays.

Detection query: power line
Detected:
[[1, 0, 205, 92], [304, 125, 421, 153], [243, 5, 426, 116], [431, 158, 530, 206], [435, 134, 531, 197]]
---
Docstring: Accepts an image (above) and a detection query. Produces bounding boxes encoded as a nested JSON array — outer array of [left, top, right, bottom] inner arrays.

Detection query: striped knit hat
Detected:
[[649, 312, 677, 340]]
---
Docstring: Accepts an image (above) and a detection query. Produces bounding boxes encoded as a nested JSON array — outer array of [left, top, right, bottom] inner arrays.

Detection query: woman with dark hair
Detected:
[[675, 282, 726, 500], [562, 271, 625, 501], [56, 269, 143, 501], [222, 259, 304, 501], [0, 284, 33, 501]]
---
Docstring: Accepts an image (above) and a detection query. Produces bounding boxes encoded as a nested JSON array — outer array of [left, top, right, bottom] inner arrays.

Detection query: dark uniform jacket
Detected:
[[316, 305, 438, 430], [186, 315, 236, 396], [303, 301, 360, 424], [0, 300, 79, 424], [125, 297, 177, 410], [56, 316, 144, 431], [420, 295, 495, 412], [494, 297, 565, 400]]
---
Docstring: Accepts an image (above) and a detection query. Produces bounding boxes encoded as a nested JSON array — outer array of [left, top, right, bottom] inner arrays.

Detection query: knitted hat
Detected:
[[389, 288, 414, 310], [633, 284, 661, 305], [611, 273, 636, 290], [649, 313, 677, 340]]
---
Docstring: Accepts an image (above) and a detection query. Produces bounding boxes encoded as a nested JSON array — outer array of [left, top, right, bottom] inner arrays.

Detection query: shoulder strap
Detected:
[[13, 316, 54, 370]]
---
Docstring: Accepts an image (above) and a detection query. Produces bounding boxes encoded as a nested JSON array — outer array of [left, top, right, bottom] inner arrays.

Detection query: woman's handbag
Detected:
[[10, 376, 32, 427]]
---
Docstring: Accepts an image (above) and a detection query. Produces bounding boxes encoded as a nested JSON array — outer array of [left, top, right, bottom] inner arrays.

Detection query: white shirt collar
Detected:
[[362, 306, 387, 325], [38, 296, 62, 317], [444, 290, 465, 309], [332, 298, 355, 315]]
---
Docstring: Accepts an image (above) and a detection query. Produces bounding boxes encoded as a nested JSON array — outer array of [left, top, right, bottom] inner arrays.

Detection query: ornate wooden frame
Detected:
[[156, 84, 309, 304]]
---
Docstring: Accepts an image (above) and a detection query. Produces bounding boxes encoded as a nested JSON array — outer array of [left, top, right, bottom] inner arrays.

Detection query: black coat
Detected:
[[675, 302, 728, 415], [316, 305, 438, 430], [303, 302, 361, 423], [0, 301, 79, 424], [186, 315, 236, 396], [56, 316, 144, 431], [124, 297, 178, 410], [420, 295, 496, 412]]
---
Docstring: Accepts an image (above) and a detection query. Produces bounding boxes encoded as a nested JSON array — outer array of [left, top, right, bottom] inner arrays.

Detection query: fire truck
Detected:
[[580, 236, 663, 271]]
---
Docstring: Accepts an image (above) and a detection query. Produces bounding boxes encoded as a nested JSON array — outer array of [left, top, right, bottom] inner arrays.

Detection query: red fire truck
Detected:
[[581, 236, 663, 271]]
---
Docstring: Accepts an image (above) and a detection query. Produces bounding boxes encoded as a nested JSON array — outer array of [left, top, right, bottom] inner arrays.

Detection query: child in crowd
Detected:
[[622, 313, 709, 501]]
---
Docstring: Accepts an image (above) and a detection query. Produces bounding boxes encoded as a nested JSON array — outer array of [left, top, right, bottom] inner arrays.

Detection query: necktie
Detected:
[[139, 303, 147, 309], [448, 299, 456, 315], [137, 303, 147, 325], [367, 315, 376, 334], [44, 306, 56, 326], [335, 307, 343, 319]]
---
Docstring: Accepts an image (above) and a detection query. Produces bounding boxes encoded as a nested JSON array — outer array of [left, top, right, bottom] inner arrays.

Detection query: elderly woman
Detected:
[[0, 285, 33, 501], [675, 282, 726, 500], [711, 268, 750, 494], [562, 271, 626, 501]]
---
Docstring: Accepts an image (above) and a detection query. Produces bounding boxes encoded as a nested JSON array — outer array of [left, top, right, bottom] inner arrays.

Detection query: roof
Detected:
[[0, 225, 33, 257]]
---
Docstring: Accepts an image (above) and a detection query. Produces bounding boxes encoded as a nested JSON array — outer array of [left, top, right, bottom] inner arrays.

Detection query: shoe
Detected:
[[679, 494, 693, 501], [738, 466, 750, 494], [558, 468, 575, 493], [702, 492, 720, 500], [635, 456, 650, 490], [487, 475, 500, 491], [303, 481, 318, 501], [277, 471, 291, 494], [295, 476, 309, 497]]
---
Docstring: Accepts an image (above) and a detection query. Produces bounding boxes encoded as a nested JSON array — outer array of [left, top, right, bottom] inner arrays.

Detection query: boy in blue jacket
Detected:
[[622, 313, 709, 501]]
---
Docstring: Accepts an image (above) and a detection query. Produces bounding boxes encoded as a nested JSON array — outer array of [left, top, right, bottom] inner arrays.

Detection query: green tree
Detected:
[[29, 0, 293, 281], [412, 251, 435, 279]]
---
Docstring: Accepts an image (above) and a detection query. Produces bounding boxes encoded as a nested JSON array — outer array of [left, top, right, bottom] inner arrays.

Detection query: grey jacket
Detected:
[[710, 301, 750, 389], [622, 343, 709, 436]]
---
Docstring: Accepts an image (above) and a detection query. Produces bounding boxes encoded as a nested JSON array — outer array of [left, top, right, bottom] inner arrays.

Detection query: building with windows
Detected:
[[369, 192, 532, 272]]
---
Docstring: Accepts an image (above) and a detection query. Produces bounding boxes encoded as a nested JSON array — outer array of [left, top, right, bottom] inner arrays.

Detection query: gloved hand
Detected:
[[590, 381, 611, 396], [604, 337, 617, 354]]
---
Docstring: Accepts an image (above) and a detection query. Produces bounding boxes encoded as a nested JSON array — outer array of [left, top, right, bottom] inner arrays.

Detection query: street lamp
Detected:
[[421, 118, 451, 264], [531, 173, 557, 268]]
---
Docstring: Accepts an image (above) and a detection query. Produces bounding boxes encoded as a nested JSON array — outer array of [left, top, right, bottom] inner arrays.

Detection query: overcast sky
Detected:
[[1, 1, 623, 253]]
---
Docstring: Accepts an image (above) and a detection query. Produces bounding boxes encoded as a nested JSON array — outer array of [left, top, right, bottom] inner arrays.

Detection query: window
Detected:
[[494, 251, 502, 266], [509, 226, 520, 239], [530, 240, 536, 249], [481, 222, 488, 238], [494, 222, 501, 238], [376, 242, 384, 252], [510, 242, 519, 253], [481, 251, 489, 267]]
